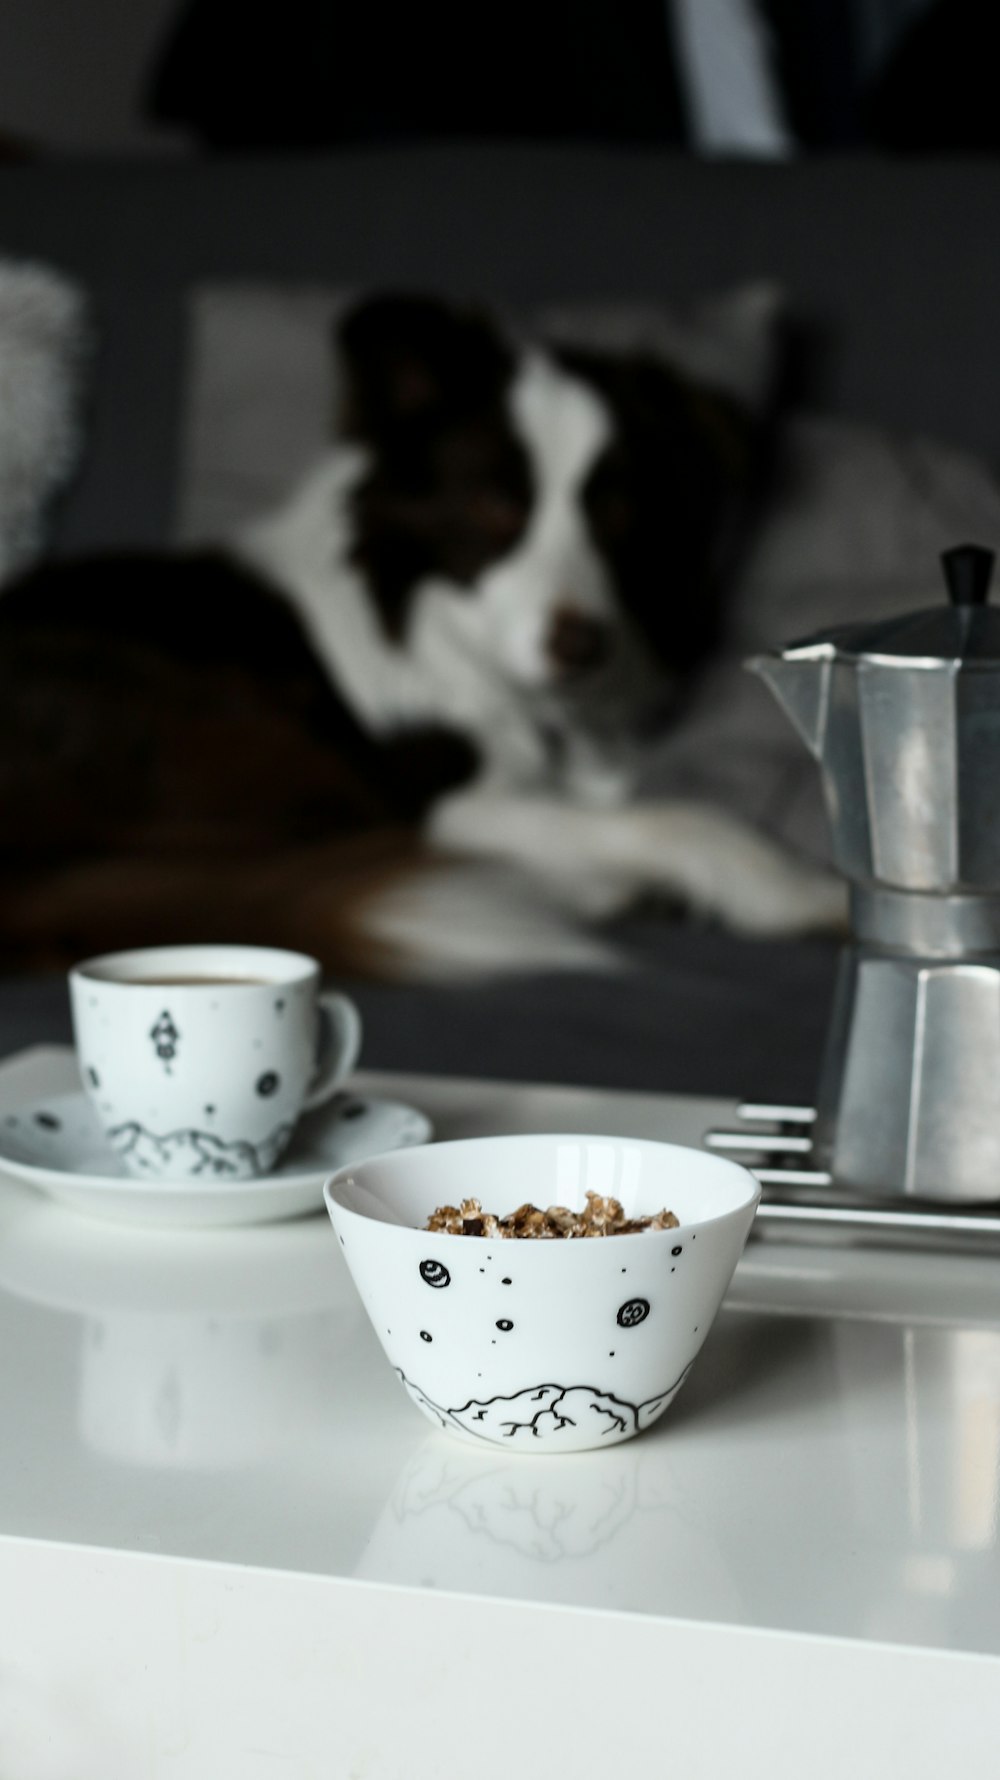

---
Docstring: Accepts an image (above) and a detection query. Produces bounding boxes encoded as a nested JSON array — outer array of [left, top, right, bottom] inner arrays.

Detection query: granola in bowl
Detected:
[[425, 1190, 679, 1239]]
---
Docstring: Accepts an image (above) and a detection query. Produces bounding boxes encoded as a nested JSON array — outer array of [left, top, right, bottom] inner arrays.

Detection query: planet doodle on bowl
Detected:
[[324, 1134, 760, 1454]]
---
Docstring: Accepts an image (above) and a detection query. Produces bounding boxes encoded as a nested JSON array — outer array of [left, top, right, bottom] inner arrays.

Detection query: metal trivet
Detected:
[[704, 1103, 1000, 1254]]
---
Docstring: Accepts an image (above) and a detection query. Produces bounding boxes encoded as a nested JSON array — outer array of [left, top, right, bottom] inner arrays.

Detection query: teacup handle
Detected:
[[303, 992, 362, 1110]]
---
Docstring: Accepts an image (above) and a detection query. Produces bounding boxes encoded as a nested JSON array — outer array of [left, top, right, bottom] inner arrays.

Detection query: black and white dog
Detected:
[[0, 294, 842, 976]]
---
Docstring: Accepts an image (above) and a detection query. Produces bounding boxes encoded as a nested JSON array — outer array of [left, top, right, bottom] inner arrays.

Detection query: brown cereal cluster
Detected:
[[425, 1190, 679, 1239]]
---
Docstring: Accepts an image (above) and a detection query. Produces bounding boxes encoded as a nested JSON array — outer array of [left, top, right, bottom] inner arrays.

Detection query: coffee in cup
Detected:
[[70, 944, 362, 1182]]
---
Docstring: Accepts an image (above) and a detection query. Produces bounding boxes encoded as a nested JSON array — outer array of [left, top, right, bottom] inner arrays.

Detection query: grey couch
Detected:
[[2, 144, 998, 1099]]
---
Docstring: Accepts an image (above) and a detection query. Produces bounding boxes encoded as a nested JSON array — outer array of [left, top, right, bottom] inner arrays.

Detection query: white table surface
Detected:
[[2, 1046, 999, 1780]]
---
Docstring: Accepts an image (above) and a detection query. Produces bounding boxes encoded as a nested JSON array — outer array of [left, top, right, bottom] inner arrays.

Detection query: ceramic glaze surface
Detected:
[[325, 1134, 759, 1451], [0, 1087, 430, 1227], [69, 944, 361, 1181]]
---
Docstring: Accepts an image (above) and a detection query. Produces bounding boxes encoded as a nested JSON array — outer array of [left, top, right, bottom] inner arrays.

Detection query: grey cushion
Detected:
[[3, 148, 1000, 554], [0, 258, 90, 580]]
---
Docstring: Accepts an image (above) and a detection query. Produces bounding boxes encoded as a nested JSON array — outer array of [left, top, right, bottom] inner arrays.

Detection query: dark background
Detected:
[[2, 0, 998, 160], [1, 0, 998, 1100]]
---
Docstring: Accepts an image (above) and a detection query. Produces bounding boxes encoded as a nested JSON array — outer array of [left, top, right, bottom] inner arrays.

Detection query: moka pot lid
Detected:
[[781, 544, 1000, 667]]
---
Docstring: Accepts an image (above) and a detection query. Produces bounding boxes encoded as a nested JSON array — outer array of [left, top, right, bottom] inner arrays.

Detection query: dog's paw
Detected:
[[715, 855, 847, 937], [360, 859, 627, 980], [623, 803, 848, 938]]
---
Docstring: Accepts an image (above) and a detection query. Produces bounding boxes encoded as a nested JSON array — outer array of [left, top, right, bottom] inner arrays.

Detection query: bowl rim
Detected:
[[323, 1129, 761, 1239]]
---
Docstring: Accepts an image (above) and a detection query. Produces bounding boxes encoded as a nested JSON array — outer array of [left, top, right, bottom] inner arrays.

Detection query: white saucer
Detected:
[[0, 1088, 432, 1229]]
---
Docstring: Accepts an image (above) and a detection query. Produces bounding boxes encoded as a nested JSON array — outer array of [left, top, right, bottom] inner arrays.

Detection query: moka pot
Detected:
[[750, 545, 1000, 1202]]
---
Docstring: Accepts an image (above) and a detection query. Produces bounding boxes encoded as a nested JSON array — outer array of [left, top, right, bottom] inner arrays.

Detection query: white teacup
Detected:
[[70, 944, 362, 1182]]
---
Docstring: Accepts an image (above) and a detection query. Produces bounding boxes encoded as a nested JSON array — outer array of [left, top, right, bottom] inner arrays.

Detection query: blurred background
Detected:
[[2, 0, 1000, 1100], [1, 0, 998, 159]]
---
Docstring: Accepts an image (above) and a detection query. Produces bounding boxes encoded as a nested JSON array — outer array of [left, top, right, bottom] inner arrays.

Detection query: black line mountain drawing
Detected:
[[396, 1368, 693, 1446], [108, 1119, 292, 1179]]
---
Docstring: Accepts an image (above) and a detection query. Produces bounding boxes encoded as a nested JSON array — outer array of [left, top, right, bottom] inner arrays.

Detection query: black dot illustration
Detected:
[[501, 1277, 512, 1286], [496, 1318, 514, 1332], [256, 1071, 280, 1097], [609, 1351, 615, 1357], [86, 1067, 100, 1089], [419, 1259, 451, 1289], [420, 1330, 433, 1343], [34, 1112, 61, 1130], [617, 1297, 650, 1329], [672, 1244, 683, 1257], [204, 1104, 216, 1116]]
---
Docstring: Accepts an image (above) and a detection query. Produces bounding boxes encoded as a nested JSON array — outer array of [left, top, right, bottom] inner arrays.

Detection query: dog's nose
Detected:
[[547, 607, 612, 674]]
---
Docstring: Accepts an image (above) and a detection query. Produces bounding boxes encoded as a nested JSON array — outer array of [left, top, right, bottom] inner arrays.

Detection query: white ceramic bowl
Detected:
[[324, 1133, 760, 1453]]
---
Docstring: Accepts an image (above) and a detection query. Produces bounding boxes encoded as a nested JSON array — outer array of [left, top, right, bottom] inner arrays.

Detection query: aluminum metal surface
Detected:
[[750, 556, 1000, 1201], [851, 885, 1000, 954], [705, 1103, 1000, 1249]]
